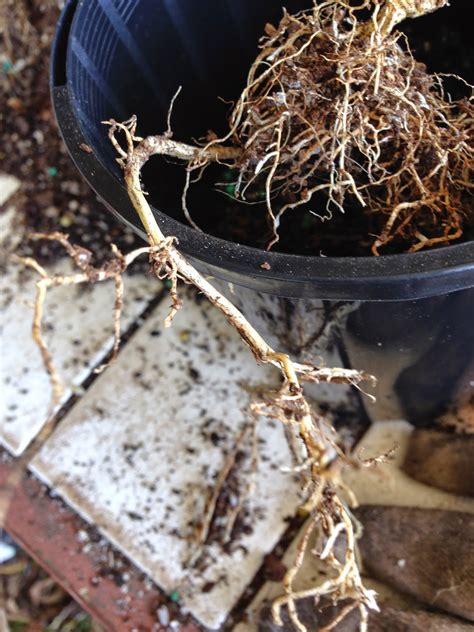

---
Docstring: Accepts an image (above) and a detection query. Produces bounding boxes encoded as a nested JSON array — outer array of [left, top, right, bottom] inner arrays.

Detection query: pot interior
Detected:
[[67, 0, 310, 177], [66, 0, 473, 253]]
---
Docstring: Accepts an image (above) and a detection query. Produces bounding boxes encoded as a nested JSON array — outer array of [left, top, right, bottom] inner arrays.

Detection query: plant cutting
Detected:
[[9, 0, 473, 630]]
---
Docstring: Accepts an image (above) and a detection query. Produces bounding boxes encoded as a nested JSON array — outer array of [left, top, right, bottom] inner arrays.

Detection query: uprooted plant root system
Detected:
[[147, 0, 474, 255]]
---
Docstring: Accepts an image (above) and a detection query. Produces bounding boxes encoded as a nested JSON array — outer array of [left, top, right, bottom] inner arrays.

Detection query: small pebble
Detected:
[[61, 180, 80, 195], [157, 605, 170, 626], [45, 206, 58, 218], [179, 330, 190, 343], [0, 541, 16, 564], [12, 59, 27, 73], [77, 529, 89, 543], [144, 578, 154, 591], [32, 130, 44, 144], [7, 97, 23, 111], [79, 142, 93, 154], [59, 214, 73, 228]]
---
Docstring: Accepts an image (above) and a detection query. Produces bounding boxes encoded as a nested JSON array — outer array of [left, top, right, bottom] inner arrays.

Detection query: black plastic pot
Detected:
[[52, 0, 474, 426]]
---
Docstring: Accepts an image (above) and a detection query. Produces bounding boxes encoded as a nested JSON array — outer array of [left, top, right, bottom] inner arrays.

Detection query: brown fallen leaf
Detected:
[[369, 606, 474, 631], [355, 506, 474, 621], [258, 600, 474, 631], [262, 553, 287, 582], [438, 377, 474, 435], [403, 429, 474, 497], [258, 598, 361, 631]]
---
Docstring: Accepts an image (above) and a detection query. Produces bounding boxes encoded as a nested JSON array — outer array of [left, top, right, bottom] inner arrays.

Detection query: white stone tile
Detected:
[[342, 420, 474, 512], [0, 260, 160, 455], [0, 173, 21, 207], [30, 288, 306, 629]]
